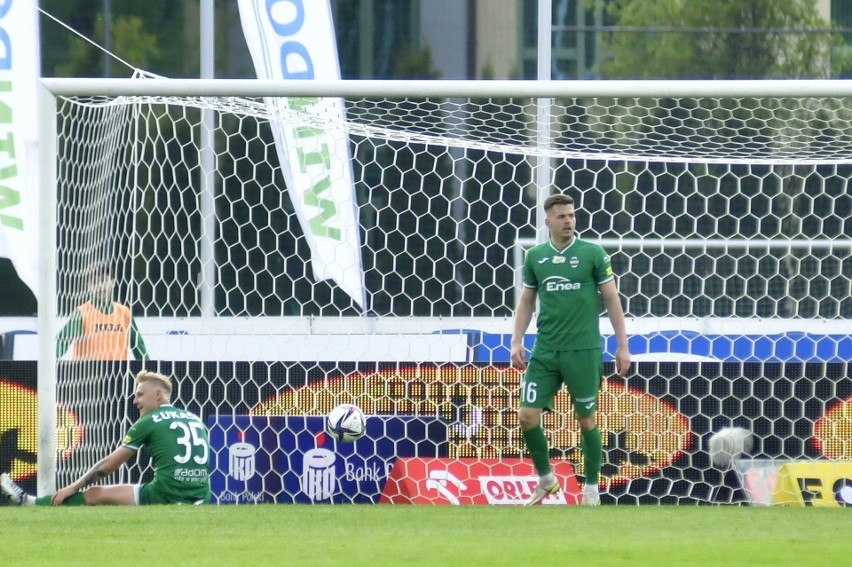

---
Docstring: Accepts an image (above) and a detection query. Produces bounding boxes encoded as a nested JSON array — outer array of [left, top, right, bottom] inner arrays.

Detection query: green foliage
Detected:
[[54, 15, 161, 77], [41, 0, 189, 77], [480, 58, 495, 80], [598, 0, 851, 79], [393, 46, 442, 79]]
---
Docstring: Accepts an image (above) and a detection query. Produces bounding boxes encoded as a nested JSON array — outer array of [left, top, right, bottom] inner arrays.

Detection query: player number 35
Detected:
[[171, 421, 209, 465]]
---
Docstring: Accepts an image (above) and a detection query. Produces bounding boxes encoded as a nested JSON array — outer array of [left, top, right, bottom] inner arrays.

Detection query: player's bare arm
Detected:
[[599, 280, 630, 376], [510, 287, 537, 369], [51, 446, 134, 505]]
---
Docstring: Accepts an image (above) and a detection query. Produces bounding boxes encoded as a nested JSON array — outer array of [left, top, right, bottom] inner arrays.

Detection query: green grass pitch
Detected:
[[3, 505, 847, 566]]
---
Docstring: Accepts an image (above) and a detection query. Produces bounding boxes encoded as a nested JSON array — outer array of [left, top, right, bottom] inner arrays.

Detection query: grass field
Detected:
[[3, 505, 848, 566]]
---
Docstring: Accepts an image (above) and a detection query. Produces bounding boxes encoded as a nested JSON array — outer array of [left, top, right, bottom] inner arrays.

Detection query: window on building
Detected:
[[521, 0, 607, 79], [332, 0, 419, 79]]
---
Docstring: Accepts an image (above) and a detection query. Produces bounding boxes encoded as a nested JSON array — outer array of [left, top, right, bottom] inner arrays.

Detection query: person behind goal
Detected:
[[56, 261, 149, 361]]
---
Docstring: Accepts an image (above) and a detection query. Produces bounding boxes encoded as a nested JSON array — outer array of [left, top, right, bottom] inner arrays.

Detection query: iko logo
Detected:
[[301, 448, 337, 501], [228, 440, 257, 481], [543, 277, 581, 292]]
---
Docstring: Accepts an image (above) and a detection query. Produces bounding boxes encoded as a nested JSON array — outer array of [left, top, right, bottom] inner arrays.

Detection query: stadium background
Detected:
[[3, 359, 850, 505]]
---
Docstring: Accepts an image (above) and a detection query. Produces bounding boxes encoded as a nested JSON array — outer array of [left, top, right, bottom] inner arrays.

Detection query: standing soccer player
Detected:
[[56, 261, 149, 361], [511, 193, 630, 506], [1, 371, 210, 506]]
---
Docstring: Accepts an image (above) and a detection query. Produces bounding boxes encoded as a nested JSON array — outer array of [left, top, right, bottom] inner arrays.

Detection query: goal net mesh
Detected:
[[49, 83, 851, 506]]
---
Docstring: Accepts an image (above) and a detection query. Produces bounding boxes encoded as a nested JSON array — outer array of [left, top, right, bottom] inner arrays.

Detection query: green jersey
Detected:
[[122, 404, 210, 502], [522, 236, 614, 351]]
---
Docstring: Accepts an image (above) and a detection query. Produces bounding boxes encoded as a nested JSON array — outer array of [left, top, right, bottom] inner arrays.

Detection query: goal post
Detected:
[[34, 78, 852, 505], [36, 79, 59, 498]]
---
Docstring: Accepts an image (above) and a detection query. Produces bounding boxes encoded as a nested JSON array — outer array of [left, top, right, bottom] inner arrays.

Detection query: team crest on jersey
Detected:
[[569, 256, 580, 268], [552, 256, 566, 264]]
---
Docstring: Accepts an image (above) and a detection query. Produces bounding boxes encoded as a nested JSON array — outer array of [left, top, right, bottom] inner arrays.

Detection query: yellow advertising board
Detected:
[[0, 380, 83, 480], [771, 461, 852, 507]]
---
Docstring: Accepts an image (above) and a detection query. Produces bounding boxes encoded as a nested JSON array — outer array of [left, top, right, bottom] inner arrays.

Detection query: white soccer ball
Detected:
[[708, 426, 753, 468], [325, 403, 367, 443]]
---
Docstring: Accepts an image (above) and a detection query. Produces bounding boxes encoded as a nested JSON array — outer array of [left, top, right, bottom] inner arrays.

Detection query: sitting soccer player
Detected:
[[1, 370, 210, 506]]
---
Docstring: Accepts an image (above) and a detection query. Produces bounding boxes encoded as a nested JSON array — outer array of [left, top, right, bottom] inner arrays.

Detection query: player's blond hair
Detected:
[[136, 370, 173, 397]]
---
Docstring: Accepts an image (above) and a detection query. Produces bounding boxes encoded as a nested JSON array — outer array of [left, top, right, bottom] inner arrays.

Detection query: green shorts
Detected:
[[137, 481, 210, 505], [520, 348, 603, 417]]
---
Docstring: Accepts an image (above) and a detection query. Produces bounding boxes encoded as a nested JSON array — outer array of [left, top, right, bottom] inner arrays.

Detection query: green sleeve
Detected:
[[522, 249, 537, 288], [56, 311, 83, 357], [129, 316, 149, 361], [122, 414, 151, 450], [595, 245, 615, 285]]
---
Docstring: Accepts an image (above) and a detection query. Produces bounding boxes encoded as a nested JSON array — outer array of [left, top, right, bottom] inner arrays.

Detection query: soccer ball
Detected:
[[325, 403, 367, 443]]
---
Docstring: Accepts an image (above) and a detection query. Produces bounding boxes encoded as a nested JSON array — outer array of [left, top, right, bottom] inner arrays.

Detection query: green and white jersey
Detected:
[[523, 236, 614, 351], [122, 404, 210, 500]]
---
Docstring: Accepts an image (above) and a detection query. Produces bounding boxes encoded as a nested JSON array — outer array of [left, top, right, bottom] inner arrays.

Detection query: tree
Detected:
[[40, 0, 192, 77], [597, 0, 849, 79], [53, 15, 162, 77], [587, 0, 850, 318], [392, 46, 442, 79]]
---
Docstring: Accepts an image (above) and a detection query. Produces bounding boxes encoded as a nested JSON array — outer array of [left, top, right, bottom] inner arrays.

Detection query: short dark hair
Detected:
[[85, 261, 113, 282], [543, 193, 574, 212]]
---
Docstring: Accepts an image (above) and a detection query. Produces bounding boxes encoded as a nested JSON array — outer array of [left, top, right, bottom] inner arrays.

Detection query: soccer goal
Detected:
[[35, 78, 851, 505]]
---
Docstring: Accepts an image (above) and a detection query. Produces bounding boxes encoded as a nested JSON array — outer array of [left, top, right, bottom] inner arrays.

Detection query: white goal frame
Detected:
[[36, 78, 852, 498]]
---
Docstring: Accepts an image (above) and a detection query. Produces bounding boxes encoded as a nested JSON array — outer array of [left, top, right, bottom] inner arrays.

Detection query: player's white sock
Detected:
[[540, 472, 556, 488]]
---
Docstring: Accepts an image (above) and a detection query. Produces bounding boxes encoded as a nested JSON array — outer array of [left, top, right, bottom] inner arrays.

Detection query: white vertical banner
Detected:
[[238, 0, 366, 310], [0, 0, 40, 293]]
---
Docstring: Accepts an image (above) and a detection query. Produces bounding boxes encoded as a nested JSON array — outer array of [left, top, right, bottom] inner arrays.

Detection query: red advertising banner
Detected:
[[380, 457, 581, 505]]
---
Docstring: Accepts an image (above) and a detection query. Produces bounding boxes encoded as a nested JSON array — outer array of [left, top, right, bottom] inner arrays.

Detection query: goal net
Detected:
[[37, 78, 851, 506]]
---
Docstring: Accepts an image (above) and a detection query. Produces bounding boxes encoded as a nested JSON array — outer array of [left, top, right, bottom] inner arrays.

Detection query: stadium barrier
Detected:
[[2, 360, 849, 505]]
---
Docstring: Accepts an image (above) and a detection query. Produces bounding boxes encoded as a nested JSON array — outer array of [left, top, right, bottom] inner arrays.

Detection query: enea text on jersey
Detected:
[[542, 276, 581, 292]]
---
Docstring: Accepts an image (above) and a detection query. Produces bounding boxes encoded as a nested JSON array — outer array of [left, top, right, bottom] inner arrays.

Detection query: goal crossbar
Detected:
[[40, 78, 852, 98]]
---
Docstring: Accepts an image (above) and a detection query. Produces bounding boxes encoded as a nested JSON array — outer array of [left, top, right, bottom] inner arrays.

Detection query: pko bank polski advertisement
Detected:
[[208, 415, 447, 504]]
